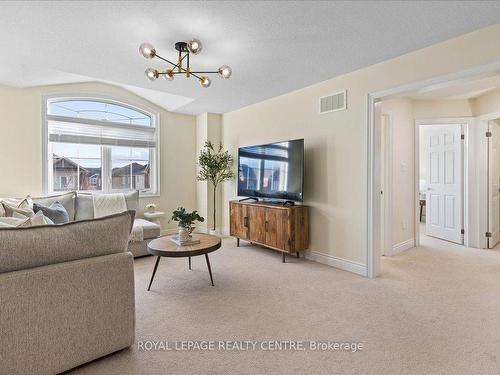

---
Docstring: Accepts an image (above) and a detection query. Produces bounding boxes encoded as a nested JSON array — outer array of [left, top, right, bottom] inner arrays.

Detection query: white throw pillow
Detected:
[[12, 211, 29, 219], [0, 197, 23, 206], [18, 197, 34, 210], [30, 211, 54, 226], [0, 216, 31, 227], [0, 196, 35, 218], [2, 202, 35, 217], [0, 198, 22, 217]]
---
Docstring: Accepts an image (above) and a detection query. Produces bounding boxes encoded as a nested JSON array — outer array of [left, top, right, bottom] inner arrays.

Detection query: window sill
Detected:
[[139, 192, 160, 198], [45, 190, 160, 198]]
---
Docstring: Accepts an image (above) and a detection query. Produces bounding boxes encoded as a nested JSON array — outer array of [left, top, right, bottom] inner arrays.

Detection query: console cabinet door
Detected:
[[265, 208, 290, 251], [248, 206, 266, 243], [230, 203, 249, 239]]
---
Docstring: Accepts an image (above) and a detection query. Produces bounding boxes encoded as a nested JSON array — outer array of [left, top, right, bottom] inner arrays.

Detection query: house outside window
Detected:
[[43, 96, 160, 196]]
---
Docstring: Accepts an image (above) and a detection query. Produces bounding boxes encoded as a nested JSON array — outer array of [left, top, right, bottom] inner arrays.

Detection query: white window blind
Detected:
[[47, 115, 157, 148]]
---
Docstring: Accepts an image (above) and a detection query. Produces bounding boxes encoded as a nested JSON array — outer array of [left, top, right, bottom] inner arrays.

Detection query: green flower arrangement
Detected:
[[169, 207, 205, 234]]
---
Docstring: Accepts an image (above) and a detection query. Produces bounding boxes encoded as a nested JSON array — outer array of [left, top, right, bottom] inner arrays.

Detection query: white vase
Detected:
[[178, 227, 189, 242]]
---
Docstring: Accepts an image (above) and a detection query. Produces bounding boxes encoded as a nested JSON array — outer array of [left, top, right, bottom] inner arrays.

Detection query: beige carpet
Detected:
[[68, 236, 500, 375]]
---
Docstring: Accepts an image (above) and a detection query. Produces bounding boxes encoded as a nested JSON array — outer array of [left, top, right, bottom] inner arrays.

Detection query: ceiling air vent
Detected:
[[319, 90, 347, 114]]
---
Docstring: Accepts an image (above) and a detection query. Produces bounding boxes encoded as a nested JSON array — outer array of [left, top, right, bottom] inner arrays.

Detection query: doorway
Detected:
[[368, 62, 500, 278], [417, 122, 465, 245]]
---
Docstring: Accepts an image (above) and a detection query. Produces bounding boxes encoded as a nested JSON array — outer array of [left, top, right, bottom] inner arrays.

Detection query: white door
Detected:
[[488, 120, 500, 248], [425, 124, 463, 244]]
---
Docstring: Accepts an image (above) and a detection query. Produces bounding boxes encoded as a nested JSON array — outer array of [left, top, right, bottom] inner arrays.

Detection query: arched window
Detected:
[[43, 96, 159, 196]]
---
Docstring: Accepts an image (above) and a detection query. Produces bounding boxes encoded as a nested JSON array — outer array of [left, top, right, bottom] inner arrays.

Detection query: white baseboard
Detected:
[[305, 250, 367, 277], [391, 238, 415, 255]]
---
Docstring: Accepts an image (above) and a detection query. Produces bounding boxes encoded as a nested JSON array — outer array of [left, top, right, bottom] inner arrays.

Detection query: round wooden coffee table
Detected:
[[146, 233, 221, 290]]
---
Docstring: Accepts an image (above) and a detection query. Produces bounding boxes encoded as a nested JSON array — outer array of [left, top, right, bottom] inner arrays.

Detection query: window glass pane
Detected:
[[48, 100, 152, 127], [51, 143, 102, 191], [112, 159, 131, 190], [78, 158, 102, 191], [111, 146, 150, 191], [132, 161, 150, 190]]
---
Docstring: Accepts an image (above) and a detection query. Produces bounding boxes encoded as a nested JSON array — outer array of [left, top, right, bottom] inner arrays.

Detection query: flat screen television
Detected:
[[237, 139, 304, 202]]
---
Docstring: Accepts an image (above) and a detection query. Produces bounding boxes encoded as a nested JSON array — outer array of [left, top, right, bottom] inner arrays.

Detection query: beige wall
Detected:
[[0, 81, 197, 230], [470, 88, 500, 116], [196, 113, 223, 231], [381, 98, 414, 246], [222, 23, 500, 267], [196, 113, 210, 228]]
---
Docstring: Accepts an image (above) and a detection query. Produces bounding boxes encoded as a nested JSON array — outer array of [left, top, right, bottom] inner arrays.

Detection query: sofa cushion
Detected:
[[124, 190, 139, 211], [133, 218, 160, 239], [32, 192, 76, 221], [0, 210, 135, 274], [33, 201, 69, 224], [75, 194, 94, 221], [75, 191, 139, 221]]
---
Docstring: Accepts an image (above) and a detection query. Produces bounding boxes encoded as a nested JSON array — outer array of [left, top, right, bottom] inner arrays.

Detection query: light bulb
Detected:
[[199, 76, 211, 88], [218, 65, 232, 79], [163, 69, 174, 81], [145, 68, 159, 81], [139, 43, 156, 59], [187, 38, 203, 54]]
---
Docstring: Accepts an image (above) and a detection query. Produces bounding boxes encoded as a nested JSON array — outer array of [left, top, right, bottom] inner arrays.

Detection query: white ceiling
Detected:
[[1, 1, 500, 114]]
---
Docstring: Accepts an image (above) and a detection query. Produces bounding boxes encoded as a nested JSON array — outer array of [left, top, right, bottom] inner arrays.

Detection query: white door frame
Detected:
[[367, 61, 500, 278], [414, 118, 473, 247], [381, 112, 393, 256], [476, 110, 500, 249]]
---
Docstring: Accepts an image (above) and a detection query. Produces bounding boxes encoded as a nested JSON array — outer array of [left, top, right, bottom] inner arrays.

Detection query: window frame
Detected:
[[42, 93, 161, 197]]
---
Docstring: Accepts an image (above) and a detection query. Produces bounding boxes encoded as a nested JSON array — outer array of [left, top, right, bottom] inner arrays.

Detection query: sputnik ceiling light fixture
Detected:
[[139, 39, 232, 88]]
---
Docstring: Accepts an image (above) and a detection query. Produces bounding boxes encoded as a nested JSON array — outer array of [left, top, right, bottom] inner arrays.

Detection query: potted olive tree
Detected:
[[197, 141, 235, 235], [170, 207, 204, 242]]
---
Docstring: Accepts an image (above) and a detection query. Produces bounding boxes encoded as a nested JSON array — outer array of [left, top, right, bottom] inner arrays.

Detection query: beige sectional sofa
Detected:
[[0, 211, 136, 375], [0, 191, 161, 257]]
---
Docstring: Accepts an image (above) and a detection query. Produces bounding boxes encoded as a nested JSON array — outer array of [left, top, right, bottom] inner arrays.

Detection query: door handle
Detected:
[[265, 221, 269, 232], [243, 217, 248, 227]]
